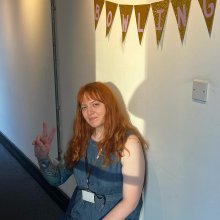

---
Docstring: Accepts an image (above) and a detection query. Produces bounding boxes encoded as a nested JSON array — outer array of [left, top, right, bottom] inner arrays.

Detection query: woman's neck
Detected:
[[91, 127, 104, 142]]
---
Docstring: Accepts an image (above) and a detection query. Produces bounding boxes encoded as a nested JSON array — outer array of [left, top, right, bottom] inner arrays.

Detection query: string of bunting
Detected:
[[94, 0, 217, 44]]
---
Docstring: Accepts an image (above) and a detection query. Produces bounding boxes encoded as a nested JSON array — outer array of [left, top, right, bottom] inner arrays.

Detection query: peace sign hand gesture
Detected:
[[32, 122, 56, 159]]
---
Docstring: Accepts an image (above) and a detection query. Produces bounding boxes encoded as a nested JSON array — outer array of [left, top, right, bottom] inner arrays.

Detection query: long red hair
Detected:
[[64, 82, 148, 169]]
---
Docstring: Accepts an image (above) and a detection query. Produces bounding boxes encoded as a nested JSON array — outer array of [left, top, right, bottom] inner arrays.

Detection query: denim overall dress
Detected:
[[62, 139, 142, 220]]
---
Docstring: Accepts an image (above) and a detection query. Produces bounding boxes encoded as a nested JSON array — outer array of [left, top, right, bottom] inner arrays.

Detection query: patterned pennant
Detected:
[[198, 0, 216, 36], [94, 0, 104, 30], [171, 0, 191, 43], [134, 4, 150, 45], [119, 5, 133, 43], [151, 0, 169, 45], [106, 1, 118, 36]]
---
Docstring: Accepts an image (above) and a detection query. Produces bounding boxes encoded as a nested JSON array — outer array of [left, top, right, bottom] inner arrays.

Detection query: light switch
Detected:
[[192, 79, 208, 102]]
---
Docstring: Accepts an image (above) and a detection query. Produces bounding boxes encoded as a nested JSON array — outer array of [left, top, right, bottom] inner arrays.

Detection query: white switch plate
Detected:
[[192, 79, 208, 102]]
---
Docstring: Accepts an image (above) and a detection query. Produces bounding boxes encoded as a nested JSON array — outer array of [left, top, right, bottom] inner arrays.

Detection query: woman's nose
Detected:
[[87, 106, 94, 115]]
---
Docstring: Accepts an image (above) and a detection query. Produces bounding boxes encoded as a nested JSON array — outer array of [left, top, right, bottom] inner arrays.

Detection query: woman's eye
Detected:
[[81, 106, 87, 111], [93, 102, 100, 107]]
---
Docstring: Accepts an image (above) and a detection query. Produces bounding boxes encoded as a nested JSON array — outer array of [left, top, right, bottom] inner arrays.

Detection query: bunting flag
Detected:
[[94, 0, 105, 29], [106, 1, 118, 36], [198, 0, 217, 36], [151, 0, 169, 45], [134, 4, 150, 45], [171, 0, 191, 43], [119, 5, 133, 42], [94, 0, 217, 45]]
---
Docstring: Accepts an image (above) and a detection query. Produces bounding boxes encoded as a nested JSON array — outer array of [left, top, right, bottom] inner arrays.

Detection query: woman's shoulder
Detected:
[[124, 134, 142, 155], [126, 134, 140, 144], [125, 128, 148, 150], [121, 134, 144, 165]]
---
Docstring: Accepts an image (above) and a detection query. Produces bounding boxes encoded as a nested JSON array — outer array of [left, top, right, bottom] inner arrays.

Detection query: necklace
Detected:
[[96, 148, 103, 159]]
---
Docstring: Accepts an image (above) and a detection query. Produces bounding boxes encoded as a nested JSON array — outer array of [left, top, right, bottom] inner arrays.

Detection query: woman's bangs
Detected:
[[78, 90, 103, 104]]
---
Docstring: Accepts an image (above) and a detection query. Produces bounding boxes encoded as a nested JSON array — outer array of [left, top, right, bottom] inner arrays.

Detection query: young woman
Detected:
[[32, 82, 148, 220]]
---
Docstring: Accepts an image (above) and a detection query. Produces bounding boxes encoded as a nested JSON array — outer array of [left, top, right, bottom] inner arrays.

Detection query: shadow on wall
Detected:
[[105, 81, 162, 219], [105, 82, 130, 122], [128, 79, 163, 220], [128, 79, 150, 119]]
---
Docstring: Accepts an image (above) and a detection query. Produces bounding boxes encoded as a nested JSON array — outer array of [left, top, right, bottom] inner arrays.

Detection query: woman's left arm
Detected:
[[103, 135, 146, 220]]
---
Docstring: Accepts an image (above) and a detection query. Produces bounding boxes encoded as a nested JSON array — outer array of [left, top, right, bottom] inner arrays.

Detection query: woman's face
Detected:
[[81, 95, 106, 129]]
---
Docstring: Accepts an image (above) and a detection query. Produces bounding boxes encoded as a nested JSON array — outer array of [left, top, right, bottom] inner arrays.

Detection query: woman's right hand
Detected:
[[32, 122, 56, 159]]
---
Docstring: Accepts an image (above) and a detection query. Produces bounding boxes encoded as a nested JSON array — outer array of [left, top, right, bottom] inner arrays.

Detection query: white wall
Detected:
[[95, 0, 220, 220], [0, 0, 58, 162], [144, 1, 220, 219]]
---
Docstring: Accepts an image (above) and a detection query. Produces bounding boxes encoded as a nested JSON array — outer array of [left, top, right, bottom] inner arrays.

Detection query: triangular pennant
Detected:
[[171, 0, 191, 43], [106, 1, 118, 36], [134, 4, 150, 45], [198, 0, 216, 36], [94, 0, 104, 30], [119, 5, 133, 43], [151, 0, 169, 45]]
